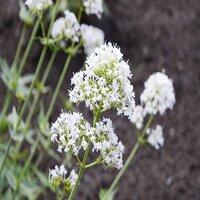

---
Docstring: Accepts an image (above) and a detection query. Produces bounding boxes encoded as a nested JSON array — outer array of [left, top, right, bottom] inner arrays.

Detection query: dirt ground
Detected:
[[0, 0, 200, 199]]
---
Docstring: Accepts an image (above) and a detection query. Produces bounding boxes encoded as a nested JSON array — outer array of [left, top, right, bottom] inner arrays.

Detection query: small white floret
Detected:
[[147, 125, 164, 150]]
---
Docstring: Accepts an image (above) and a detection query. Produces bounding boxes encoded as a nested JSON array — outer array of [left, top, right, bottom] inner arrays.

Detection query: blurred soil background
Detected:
[[0, 0, 200, 199]]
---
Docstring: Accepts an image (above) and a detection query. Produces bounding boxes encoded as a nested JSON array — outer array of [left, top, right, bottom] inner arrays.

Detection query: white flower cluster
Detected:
[[49, 164, 67, 181], [91, 118, 124, 169], [140, 72, 175, 115], [49, 164, 77, 186], [130, 105, 144, 129], [50, 112, 90, 155], [83, 0, 103, 19], [51, 10, 80, 43], [147, 125, 164, 150], [80, 24, 104, 56], [25, 0, 52, 13], [50, 112, 124, 169], [69, 43, 135, 119]]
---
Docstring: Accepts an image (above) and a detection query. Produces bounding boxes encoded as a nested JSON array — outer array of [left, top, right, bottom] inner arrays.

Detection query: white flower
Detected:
[[140, 72, 175, 115], [50, 112, 90, 155], [69, 43, 135, 119], [51, 10, 80, 43], [80, 24, 104, 55], [49, 164, 67, 181], [91, 118, 124, 169], [50, 111, 124, 169], [147, 125, 164, 150], [25, 0, 52, 13], [68, 170, 78, 186], [130, 105, 144, 129], [83, 0, 103, 19], [49, 165, 78, 188], [51, 18, 65, 39]]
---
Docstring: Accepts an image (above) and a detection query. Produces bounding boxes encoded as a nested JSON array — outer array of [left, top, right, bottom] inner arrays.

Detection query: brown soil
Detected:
[[0, 0, 200, 200]]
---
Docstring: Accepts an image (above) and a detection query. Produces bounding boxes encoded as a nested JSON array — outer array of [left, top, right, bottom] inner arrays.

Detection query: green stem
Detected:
[[25, 51, 57, 130], [16, 46, 48, 128], [14, 51, 57, 155], [0, 138, 11, 177], [18, 136, 39, 183], [103, 115, 154, 199], [85, 160, 98, 169], [0, 24, 28, 120], [0, 91, 12, 122], [39, 16, 46, 38], [0, 19, 40, 178], [0, 21, 39, 122], [68, 106, 102, 200], [0, 0, 60, 185], [68, 143, 91, 200], [17, 19, 40, 77], [12, 24, 27, 68], [16, 136, 40, 200], [46, 53, 72, 120], [16, 0, 60, 128], [12, 0, 60, 187]]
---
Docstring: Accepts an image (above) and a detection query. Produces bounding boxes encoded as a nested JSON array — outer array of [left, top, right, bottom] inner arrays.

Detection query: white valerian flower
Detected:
[[147, 125, 164, 150], [140, 72, 175, 115], [68, 169, 78, 186], [91, 118, 124, 169], [25, 0, 52, 13], [51, 10, 80, 43], [50, 111, 124, 169], [69, 43, 135, 119], [50, 112, 90, 155], [80, 24, 104, 55], [130, 105, 144, 129], [49, 164, 67, 183], [49, 165, 78, 191], [83, 0, 103, 19]]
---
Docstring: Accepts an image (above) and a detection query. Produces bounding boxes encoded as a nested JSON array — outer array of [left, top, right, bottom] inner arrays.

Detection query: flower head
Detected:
[[50, 112, 90, 155], [51, 10, 80, 43], [69, 43, 135, 119], [49, 165, 78, 194], [25, 0, 52, 13], [140, 72, 175, 115], [147, 125, 164, 150], [50, 111, 124, 169], [49, 164, 67, 181], [91, 118, 124, 169], [130, 105, 144, 129], [83, 0, 103, 19], [80, 24, 104, 55]]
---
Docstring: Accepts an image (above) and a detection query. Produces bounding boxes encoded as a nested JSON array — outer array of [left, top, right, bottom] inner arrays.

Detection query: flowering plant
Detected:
[[0, 0, 176, 199]]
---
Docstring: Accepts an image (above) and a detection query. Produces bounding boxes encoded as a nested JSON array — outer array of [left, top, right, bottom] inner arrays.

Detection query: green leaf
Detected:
[[15, 73, 35, 101], [5, 170, 17, 191], [37, 103, 49, 136], [0, 56, 17, 90], [99, 188, 118, 200], [33, 167, 48, 187], [18, 0, 35, 26], [3, 189, 13, 200], [0, 56, 34, 98], [20, 176, 42, 199], [25, 129, 36, 145], [7, 107, 25, 142]]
